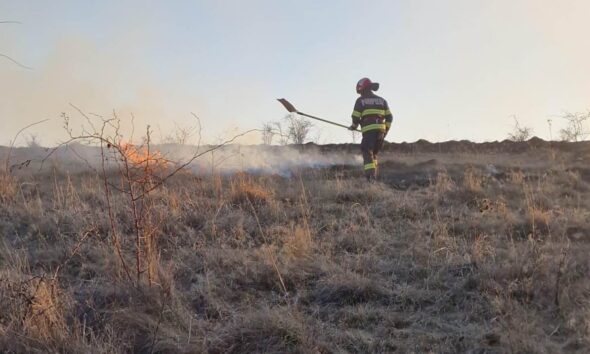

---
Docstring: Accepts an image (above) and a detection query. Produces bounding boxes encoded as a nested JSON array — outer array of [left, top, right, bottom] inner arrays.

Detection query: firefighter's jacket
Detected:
[[351, 93, 393, 133]]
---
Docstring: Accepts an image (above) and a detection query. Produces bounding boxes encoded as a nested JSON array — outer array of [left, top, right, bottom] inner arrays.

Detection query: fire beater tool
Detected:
[[277, 98, 360, 132]]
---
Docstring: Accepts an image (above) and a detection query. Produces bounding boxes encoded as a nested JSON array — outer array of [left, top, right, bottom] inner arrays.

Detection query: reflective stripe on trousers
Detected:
[[364, 162, 376, 170], [361, 131, 385, 180]]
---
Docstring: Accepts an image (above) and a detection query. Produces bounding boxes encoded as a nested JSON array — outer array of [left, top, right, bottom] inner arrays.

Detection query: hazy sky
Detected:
[[1, 0, 589, 145]]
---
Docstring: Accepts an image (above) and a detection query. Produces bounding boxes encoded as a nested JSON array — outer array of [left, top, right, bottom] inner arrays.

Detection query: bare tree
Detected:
[[261, 114, 313, 145], [261, 122, 276, 145], [260, 121, 288, 145], [284, 114, 313, 144], [559, 111, 590, 142], [274, 121, 289, 145], [161, 121, 199, 145], [507, 115, 533, 142], [26, 134, 42, 148]]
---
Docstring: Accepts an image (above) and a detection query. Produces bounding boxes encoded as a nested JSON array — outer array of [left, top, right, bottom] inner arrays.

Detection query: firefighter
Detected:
[[349, 78, 393, 181]]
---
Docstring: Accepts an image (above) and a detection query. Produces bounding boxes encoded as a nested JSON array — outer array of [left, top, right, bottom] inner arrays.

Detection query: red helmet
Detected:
[[356, 77, 379, 93]]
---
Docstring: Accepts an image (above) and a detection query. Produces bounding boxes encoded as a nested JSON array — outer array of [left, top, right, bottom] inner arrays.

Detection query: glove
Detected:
[[348, 124, 358, 131]]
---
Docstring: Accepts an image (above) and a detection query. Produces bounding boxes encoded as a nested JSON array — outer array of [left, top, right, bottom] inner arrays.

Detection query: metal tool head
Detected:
[[277, 98, 298, 113]]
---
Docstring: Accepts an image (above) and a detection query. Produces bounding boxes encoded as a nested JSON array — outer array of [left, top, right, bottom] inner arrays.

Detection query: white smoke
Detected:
[[2, 143, 362, 177], [170, 145, 362, 177]]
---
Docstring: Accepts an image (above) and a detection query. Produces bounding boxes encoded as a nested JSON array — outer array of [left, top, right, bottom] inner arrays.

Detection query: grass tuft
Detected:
[[306, 273, 392, 307], [230, 173, 273, 206], [209, 308, 312, 354]]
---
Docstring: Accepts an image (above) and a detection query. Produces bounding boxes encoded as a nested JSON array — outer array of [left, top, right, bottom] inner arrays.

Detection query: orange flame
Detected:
[[119, 142, 168, 173]]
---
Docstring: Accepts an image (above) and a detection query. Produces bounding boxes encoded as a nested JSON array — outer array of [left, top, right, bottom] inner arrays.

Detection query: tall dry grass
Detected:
[[0, 149, 589, 353], [0, 172, 17, 203]]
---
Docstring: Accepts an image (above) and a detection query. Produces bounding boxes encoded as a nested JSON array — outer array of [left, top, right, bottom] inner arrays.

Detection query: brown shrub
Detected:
[[522, 207, 553, 236], [229, 173, 273, 206], [470, 234, 496, 265], [22, 278, 68, 341], [282, 225, 313, 260], [507, 169, 525, 184], [0, 173, 16, 203], [434, 170, 455, 193], [463, 167, 484, 192]]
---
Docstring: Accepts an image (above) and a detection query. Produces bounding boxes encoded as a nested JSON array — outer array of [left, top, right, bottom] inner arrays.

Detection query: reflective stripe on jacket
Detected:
[[351, 93, 393, 133]]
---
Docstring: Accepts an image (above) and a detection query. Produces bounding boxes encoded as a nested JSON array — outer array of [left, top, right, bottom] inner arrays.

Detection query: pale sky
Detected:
[[1, 0, 589, 145]]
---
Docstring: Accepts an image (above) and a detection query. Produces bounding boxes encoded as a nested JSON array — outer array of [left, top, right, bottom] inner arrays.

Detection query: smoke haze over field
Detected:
[[0, 36, 216, 147], [2, 1, 590, 145], [175, 145, 363, 176], [1, 143, 362, 177]]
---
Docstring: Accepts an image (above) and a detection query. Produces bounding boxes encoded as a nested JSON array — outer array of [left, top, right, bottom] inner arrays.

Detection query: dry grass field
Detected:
[[1, 141, 589, 353]]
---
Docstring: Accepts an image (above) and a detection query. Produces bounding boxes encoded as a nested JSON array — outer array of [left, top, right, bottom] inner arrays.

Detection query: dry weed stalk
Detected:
[[471, 234, 496, 265], [508, 169, 525, 185], [297, 176, 313, 246], [463, 166, 483, 192], [229, 173, 272, 206], [2, 119, 51, 204], [554, 242, 570, 310], [246, 196, 288, 296], [0, 172, 17, 203], [434, 170, 454, 194], [522, 178, 552, 237], [283, 225, 313, 260], [22, 277, 67, 341], [4, 118, 49, 174]]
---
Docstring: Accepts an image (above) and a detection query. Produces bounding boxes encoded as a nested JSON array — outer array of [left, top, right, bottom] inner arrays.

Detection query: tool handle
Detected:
[[297, 112, 360, 132]]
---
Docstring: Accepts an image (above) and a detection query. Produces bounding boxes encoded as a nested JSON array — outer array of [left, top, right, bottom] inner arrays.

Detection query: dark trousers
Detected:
[[361, 131, 385, 180]]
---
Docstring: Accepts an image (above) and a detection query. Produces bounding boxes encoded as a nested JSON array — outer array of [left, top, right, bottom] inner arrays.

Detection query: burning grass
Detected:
[[1, 147, 589, 353]]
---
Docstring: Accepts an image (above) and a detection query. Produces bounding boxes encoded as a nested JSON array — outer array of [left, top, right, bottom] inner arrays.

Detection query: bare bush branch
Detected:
[[261, 122, 276, 145], [5, 119, 50, 173], [285, 114, 313, 145], [1, 20, 32, 69], [507, 115, 533, 142], [261, 114, 313, 145], [0, 53, 32, 70], [559, 111, 590, 142]]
